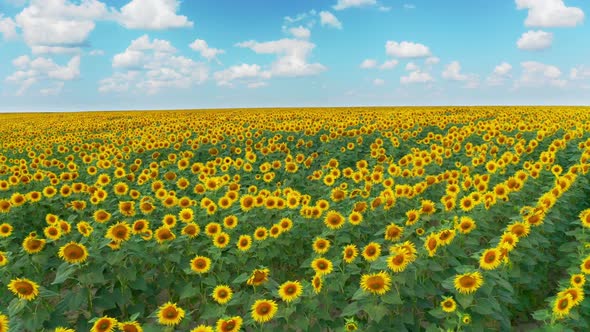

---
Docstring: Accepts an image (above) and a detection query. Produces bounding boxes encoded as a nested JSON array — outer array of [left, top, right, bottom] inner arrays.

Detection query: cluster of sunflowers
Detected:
[[1, 107, 590, 331]]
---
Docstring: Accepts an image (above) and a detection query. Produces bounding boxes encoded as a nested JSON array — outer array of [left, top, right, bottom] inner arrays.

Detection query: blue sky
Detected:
[[0, 0, 588, 111]]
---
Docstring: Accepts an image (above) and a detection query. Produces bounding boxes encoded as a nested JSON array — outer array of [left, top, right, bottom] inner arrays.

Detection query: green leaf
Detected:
[[8, 298, 27, 316], [428, 307, 447, 319], [340, 301, 361, 317], [532, 309, 551, 321], [232, 272, 249, 284], [382, 291, 403, 305], [179, 284, 200, 300], [456, 293, 473, 309], [365, 303, 389, 323], [52, 262, 78, 285]]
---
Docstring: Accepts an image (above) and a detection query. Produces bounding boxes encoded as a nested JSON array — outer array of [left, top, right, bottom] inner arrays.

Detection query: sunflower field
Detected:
[[1, 107, 590, 331]]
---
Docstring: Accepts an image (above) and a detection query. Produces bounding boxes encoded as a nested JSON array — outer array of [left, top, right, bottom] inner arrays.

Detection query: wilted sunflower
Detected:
[[237, 235, 252, 252], [90, 316, 117, 332], [190, 255, 211, 274], [157, 302, 185, 326], [118, 321, 143, 332], [215, 316, 242, 332], [440, 296, 456, 313], [454, 271, 484, 294], [8, 278, 39, 301], [58, 242, 89, 264], [278, 280, 303, 303], [311, 257, 333, 276], [360, 271, 392, 295], [362, 242, 381, 262], [251, 299, 278, 323], [212, 285, 233, 305], [342, 244, 359, 263], [313, 237, 331, 255], [244, 267, 270, 286]]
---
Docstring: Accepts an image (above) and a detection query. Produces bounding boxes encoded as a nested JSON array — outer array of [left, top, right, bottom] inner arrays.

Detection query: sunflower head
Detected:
[[212, 285, 233, 305], [215, 316, 243, 332], [454, 271, 484, 294], [90, 316, 117, 332], [278, 280, 303, 303], [58, 241, 89, 264], [247, 268, 270, 286], [440, 296, 457, 313], [157, 302, 185, 326], [251, 299, 278, 324], [190, 255, 211, 274], [360, 271, 392, 295]]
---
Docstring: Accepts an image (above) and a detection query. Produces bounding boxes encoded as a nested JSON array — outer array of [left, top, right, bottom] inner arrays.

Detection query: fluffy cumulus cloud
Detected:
[[189, 39, 225, 62], [0, 14, 17, 40], [442, 61, 468, 81], [236, 38, 326, 78], [386, 41, 431, 58], [400, 70, 433, 84], [115, 0, 193, 30], [360, 59, 377, 69], [333, 0, 377, 10], [101, 35, 207, 94], [515, 61, 566, 88], [379, 59, 398, 70], [487, 62, 513, 85], [289, 26, 311, 39], [570, 66, 590, 80], [425, 56, 440, 65], [213, 64, 271, 87], [14, 0, 108, 54], [319, 11, 342, 29], [5, 55, 80, 95], [517, 30, 553, 50], [516, 0, 584, 27]]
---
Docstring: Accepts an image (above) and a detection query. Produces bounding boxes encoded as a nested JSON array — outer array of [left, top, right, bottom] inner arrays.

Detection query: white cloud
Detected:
[[115, 0, 193, 30], [40, 82, 65, 96], [517, 30, 553, 50], [247, 81, 268, 89], [494, 62, 513, 76], [102, 35, 207, 94], [32, 46, 82, 54], [333, 0, 377, 10], [319, 11, 342, 29], [5, 55, 80, 95], [360, 59, 377, 69], [0, 14, 17, 40], [289, 26, 311, 39], [89, 49, 105, 56], [236, 38, 326, 77], [15, 0, 108, 54], [284, 10, 316, 25], [515, 61, 566, 88], [405, 62, 419, 71], [487, 62, 513, 86], [189, 39, 225, 62], [213, 64, 271, 87], [386, 41, 431, 58], [442, 61, 468, 81], [378, 6, 391, 12], [570, 66, 590, 80], [373, 78, 385, 86], [516, 0, 584, 27], [401, 70, 433, 84], [379, 59, 398, 69], [425, 56, 440, 65]]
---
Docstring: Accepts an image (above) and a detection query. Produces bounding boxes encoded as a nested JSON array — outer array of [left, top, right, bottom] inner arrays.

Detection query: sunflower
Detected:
[[342, 244, 359, 263], [0, 200, 10, 213], [118, 201, 136, 217], [424, 233, 438, 257], [213, 232, 230, 248], [278, 280, 303, 303], [387, 248, 411, 273], [157, 302, 185, 326], [561, 281, 583, 306], [579, 209, 590, 228], [313, 237, 331, 255], [268, 225, 282, 238], [212, 285, 233, 305], [456, 216, 476, 234], [437, 229, 456, 246], [479, 248, 502, 270], [155, 226, 176, 244], [571, 274, 585, 288], [215, 316, 242, 332], [182, 223, 200, 238], [77, 221, 94, 237], [8, 278, 39, 301], [553, 294, 574, 319], [344, 320, 358, 331], [311, 257, 333, 276], [0, 252, 8, 267], [253, 227, 268, 241], [244, 267, 269, 286], [58, 242, 89, 264], [55, 327, 75, 332], [251, 299, 278, 324], [44, 225, 61, 240], [178, 208, 194, 223], [161, 214, 177, 228], [362, 242, 381, 262], [454, 271, 484, 294], [462, 314, 471, 325], [191, 255, 211, 274], [223, 215, 238, 229], [90, 316, 117, 332], [191, 325, 214, 332], [360, 271, 392, 295], [279, 217, 293, 231], [23, 235, 46, 254], [312, 274, 323, 294], [384, 223, 404, 242], [324, 210, 345, 229], [93, 209, 111, 223], [205, 222, 222, 237], [459, 196, 475, 212], [236, 234, 252, 252], [508, 222, 530, 238], [440, 296, 456, 313], [106, 222, 132, 242], [579, 255, 590, 275], [118, 321, 143, 332], [499, 232, 519, 251], [405, 209, 421, 226], [0, 223, 12, 237]]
